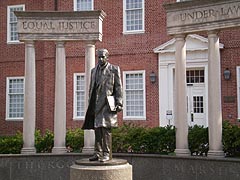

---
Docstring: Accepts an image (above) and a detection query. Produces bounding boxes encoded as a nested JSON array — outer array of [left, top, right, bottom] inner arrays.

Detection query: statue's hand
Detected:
[[116, 105, 123, 112]]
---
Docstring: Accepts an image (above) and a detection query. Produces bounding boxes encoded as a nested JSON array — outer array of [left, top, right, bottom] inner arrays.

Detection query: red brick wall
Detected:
[[220, 28, 240, 125], [1, 0, 240, 136], [38, 0, 168, 130], [0, 0, 45, 135]]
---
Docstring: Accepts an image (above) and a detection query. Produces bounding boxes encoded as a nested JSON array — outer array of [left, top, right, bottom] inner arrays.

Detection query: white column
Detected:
[[82, 41, 96, 154], [207, 31, 224, 158], [52, 41, 67, 153], [174, 34, 190, 156], [21, 41, 36, 154]]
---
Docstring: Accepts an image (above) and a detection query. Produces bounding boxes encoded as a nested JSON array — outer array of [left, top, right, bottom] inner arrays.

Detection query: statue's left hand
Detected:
[[116, 105, 123, 112]]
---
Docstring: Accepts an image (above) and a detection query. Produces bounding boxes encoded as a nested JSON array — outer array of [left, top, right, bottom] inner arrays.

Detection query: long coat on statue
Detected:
[[82, 63, 123, 129]]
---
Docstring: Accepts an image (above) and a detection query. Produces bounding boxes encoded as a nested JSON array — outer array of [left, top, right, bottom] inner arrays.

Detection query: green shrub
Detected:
[[0, 131, 23, 154], [188, 125, 208, 156], [1, 121, 240, 157], [141, 126, 175, 154], [66, 128, 84, 152], [223, 121, 240, 157], [112, 124, 175, 154], [112, 124, 138, 153], [35, 129, 54, 153]]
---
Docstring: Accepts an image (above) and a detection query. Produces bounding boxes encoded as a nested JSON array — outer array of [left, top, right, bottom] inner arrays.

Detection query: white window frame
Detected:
[[123, 0, 145, 34], [73, 73, 85, 120], [123, 70, 146, 120], [73, 0, 94, 11], [237, 67, 240, 119], [7, 4, 25, 44], [6, 77, 25, 121]]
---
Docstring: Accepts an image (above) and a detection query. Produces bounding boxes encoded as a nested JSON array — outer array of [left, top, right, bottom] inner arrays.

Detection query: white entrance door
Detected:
[[186, 69, 206, 127]]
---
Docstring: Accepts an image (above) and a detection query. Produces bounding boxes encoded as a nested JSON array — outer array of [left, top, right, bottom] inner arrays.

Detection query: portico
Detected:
[[164, 0, 240, 157], [15, 11, 106, 154]]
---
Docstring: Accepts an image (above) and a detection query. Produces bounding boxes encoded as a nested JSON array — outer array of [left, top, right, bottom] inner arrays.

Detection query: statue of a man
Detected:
[[82, 48, 123, 162]]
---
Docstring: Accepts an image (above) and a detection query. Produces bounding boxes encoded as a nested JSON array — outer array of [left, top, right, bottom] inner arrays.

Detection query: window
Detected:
[[123, 71, 146, 120], [123, 0, 145, 34], [74, 0, 94, 11], [7, 5, 25, 43], [6, 77, 24, 120], [193, 96, 204, 113], [186, 69, 204, 84], [73, 74, 85, 120]]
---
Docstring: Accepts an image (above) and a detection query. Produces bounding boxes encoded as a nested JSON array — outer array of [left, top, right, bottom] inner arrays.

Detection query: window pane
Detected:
[[76, 0, 93, 11], [186, 69, 205, 84], [126, 0, 142, 9], [126, 10, 143, 31], [125, 72, 144, 117], [193, 96, 204, 113], [75, 75, 85, 118], [125, 0, 143, 31], [9, 6, 24, 42], [8, 78, 24, 119]]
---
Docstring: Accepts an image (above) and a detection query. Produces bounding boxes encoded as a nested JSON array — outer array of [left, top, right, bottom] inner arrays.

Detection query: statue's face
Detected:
[[98, 55, 108, 66]]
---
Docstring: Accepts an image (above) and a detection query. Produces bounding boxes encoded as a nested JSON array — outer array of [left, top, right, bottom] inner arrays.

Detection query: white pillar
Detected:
[[207, 31, 224, 158], [174, 34, 190, 156], [21, 41, 37, 154], [52, 41, 67, 153], [82, 41, 96, 154]]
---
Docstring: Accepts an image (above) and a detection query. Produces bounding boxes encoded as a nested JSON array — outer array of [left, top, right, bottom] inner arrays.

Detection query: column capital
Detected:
[[55, 41, 65, 47], [85, 41, 96, 49], [85, 40, 96, 45], [174, 34, 187, 40], [25, 40, 35, 43], [25, 40, 35, 47], [208, 30, 220, 37]]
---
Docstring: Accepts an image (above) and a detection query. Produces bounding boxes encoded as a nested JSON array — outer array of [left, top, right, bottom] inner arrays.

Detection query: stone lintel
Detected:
[[163, 0, 240, 35], [15, 10, 106, 41], [18, 33, 103, 42]]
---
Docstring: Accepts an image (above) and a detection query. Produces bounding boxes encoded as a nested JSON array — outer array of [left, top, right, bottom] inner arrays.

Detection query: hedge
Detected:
[[112, 124, 175, 154], [0, 131, 23, 154], [0, 122, 240, 157]]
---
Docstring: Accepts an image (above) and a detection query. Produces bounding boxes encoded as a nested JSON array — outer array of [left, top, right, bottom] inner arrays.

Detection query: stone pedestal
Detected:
[[70, 159, 132, 180]]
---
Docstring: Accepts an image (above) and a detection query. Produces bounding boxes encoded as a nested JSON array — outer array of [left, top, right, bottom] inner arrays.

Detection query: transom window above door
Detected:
[[186, 69, 204, 84]]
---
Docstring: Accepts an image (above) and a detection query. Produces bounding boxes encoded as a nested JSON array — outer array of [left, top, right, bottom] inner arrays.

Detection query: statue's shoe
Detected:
[[89, 155, 99, 161], [100, 155, 110, 162]]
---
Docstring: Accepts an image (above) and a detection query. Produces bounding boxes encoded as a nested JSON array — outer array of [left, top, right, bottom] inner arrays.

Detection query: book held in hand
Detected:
[[107, 96, 116, 111]]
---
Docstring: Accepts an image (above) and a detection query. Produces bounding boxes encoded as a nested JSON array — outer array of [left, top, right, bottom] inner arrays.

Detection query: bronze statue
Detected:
[[82, 48, 123, 162]]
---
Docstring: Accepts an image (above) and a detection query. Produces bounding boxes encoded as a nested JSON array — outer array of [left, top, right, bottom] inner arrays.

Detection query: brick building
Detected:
[[0, 0, 240, 136]]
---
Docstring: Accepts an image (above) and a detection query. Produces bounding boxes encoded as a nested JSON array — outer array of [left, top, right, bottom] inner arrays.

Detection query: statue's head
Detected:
[[97, 49, 109, 66]]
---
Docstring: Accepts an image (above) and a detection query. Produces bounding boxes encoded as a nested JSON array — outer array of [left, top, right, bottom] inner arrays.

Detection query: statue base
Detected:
[[70, 158, 132, 180]]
